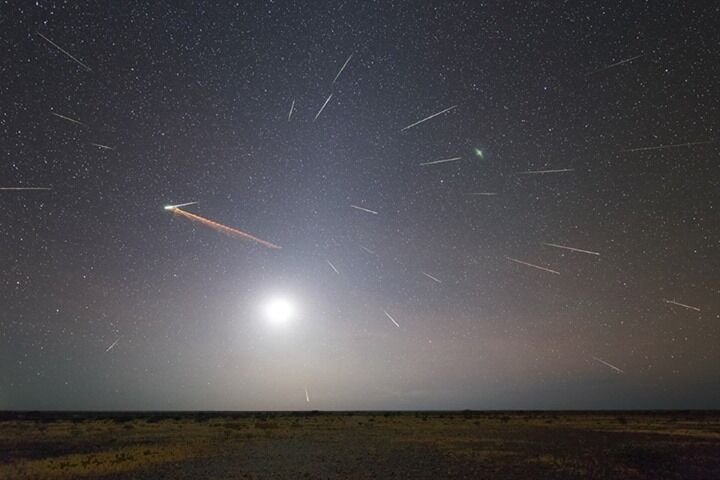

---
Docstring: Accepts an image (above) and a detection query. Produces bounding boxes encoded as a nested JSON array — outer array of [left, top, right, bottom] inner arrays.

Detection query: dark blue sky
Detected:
[[1, 1, 718, 410]]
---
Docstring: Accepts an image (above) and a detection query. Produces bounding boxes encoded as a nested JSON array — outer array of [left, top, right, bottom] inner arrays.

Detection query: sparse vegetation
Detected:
[[0, 412, 718, 479]]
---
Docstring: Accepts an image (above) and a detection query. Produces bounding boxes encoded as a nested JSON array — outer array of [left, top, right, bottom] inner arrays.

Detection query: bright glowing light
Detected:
[[163, 201, 198, 211], [263, 297, 295, 326]]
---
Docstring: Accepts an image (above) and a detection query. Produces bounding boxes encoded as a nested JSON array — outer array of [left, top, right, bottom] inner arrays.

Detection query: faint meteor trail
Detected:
[[620, 139, 713, 153], [587, 54, 643, 75], [401, 105, 457, 131], [419, 156, 462, 166], [542, 242, 600, 256], [592, 356, 624, 374], [350, 204, 378, 215], [518, 168, 575, 175], [305, 386, 310, 403], [466, 192, 497, 196], [0, 187, 51, 191], [51, 112, 87, 127], [332, 54, 353, 84], [663, 299, 701, 312], [359, 245, 376, 255], [506, 257, 560, 275], [288, 99, 295, 121], [326, 259, 339, 274], [37, 32, 92, 71], [105, 338, 120, 353], [313, 94, 333, 121], [422, 272, 442, 283], [167, 207, 281, 249], [383, 310, 400, 328], [90, 143, 114, 150]]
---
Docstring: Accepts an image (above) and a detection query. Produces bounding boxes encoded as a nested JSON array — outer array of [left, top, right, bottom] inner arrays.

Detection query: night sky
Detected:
[[2, 1, 719, 411]]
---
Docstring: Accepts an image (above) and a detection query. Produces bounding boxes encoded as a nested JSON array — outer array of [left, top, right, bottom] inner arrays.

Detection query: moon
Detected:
[[262, 297, 295, 326]]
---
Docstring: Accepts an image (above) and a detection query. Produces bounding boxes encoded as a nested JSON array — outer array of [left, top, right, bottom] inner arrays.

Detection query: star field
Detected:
[[1, 1, 719, 410]]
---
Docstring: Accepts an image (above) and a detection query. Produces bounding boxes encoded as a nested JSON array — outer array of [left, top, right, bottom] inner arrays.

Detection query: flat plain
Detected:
[[1, 411, 719, 479]]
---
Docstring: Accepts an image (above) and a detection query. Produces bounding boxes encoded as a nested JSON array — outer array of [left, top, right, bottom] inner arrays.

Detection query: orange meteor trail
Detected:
[[170, 207, 281, 249]]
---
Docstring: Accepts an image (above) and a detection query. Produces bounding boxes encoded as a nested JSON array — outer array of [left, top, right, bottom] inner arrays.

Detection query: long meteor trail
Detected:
[[168, 207, 281, 249], [51, 112, 87, 127], [105, 338, 120, 353], [314, 94, 333, 121], [422, 272, 442, 283], [37, 32, 92, 71], [332, 54, 353, 84], [383, 309, 400, 328], [518, 168, 575, 175], [0, 187, 52, 191], [359, 245, 376, 255], [90, 143, 114, 150], [663, 299, 701, 312], [350, 204, 378, 215], [592, 356, 624, 374], [620, 140, 713, 153], [587, 54, 643, 75], [506, 256, 560, 275], [542, 242, 600, 256], [419, 157, 462, 166], [326, 259, 340, 274], [401, 105, 457, 131]]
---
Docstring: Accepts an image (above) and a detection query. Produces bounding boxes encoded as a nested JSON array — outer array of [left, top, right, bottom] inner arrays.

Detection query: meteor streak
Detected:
[[90, 143, 114, 150], [663, 299, 701, 312], [332, 54, 353, 84], [466, 192, 497, 196], [621, 140, 713, 152], [314, 94, 333, 121], [401, 105, 457, 131], [518, 168, 575, 175], [422, 272, 442, 283], [542, 242, 600, 256], [350, 204, 378, 215], [305, 386, 311, 403], [506, 256, 560, 275], [51, 112, 87, 127], [168, 207, 281, 249], [105, 338, 120, 352], [359, 245, 376, 255], [587, 54, 643, 75], [592, 356, 624, 374], [37, 32, 92, 71], [326, 259, 340, 274], [419, 156, 462, 166], [383, 309, 400, 328], [0, 187, 51, 191], [288, 99, 295, 121]]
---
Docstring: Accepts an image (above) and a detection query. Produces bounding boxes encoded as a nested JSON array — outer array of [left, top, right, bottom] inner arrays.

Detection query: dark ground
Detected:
[[1, 411, 719, 479]]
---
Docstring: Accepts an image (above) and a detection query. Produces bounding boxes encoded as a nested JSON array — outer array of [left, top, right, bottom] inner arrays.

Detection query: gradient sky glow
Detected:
[[1, 1, 719, 410]]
